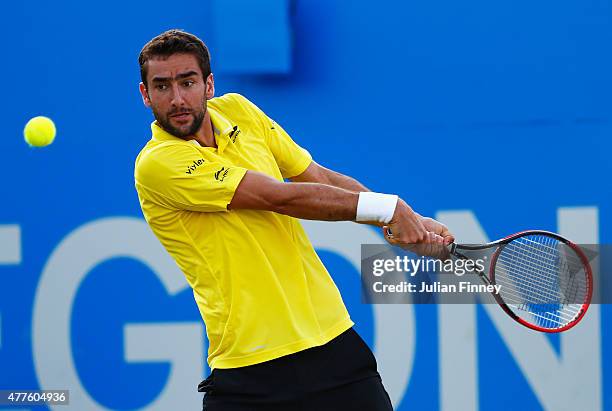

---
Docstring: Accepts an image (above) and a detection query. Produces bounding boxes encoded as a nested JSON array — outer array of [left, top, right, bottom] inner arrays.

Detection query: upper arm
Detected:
[[135, 145, 247, 212]]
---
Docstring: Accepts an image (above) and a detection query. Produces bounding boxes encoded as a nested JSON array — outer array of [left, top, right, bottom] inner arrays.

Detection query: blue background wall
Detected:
[[0, 1, 610, 410]]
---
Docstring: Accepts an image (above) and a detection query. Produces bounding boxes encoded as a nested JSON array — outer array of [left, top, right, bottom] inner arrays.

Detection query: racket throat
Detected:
[[450, 245, 495, 286], [476, 270, 493, 286]]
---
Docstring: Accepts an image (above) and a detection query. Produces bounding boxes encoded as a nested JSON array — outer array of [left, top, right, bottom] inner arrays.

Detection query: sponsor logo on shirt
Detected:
[[214, 166, 230, 182], [186, 159, 205, 175], [229, 125, 241, 143]]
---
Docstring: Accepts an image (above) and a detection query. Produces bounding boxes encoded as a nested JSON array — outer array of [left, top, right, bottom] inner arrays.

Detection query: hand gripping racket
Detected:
[[449, 230, 592, 333]]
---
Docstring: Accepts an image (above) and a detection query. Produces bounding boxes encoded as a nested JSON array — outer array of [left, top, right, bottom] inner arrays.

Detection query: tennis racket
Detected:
[[449, 230, 592, 333]]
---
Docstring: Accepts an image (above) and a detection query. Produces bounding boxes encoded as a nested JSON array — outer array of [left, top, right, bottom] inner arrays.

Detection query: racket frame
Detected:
[[450, 230, 593, 333]]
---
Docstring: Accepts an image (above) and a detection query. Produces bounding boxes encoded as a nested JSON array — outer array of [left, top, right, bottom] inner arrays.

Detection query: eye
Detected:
[[155, 84, 168, 91], [183, 80, 195, 87]]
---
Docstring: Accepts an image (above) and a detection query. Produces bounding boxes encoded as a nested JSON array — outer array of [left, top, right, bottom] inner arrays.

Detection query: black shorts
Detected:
[[199, 328, 394, 411]]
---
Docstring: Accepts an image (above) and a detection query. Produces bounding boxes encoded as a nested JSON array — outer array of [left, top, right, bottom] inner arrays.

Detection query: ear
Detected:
[[205, 73, 215, 100], [139, 82, 152, 108]]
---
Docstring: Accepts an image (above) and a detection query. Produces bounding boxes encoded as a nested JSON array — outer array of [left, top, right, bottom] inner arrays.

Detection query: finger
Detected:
[[427, 232, 444, 244], [425, 232, 435, 243], [426, 221, 441, 235], [438, 225, 455, 244], [413, 222, 428, 243], [421, 217, 442, 235], [439, 225, 451, 237]]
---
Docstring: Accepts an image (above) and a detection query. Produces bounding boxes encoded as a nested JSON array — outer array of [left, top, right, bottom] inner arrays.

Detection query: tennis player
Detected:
[[135, 29, 454, 411]]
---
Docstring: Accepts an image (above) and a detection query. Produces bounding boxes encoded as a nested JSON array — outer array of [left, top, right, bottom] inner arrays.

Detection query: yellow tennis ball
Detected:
[[24, 116, 56, 147]]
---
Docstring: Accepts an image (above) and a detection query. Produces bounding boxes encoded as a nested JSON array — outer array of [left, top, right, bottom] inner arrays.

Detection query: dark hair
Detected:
[[139, 29, 211, 88]]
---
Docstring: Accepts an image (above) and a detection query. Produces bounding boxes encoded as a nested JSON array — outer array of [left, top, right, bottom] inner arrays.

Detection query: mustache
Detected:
[[168, 109, 193, 116]]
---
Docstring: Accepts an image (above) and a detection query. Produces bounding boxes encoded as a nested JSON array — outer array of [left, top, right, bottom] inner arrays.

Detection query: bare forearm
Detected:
[[292, 162, 370, 192], [229, 171, 360, 221], [274, 182, 359, 221], [324, 169, 370, 192]]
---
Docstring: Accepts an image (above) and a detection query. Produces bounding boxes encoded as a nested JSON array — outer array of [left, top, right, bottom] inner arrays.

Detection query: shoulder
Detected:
[[209, 93, 266, 120], [209, 92, 253, 109], [135, 140, 202, 184]]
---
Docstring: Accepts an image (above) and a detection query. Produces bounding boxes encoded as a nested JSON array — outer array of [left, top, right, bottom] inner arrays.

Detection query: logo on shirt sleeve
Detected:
[[214, 167, 230, 182], [185, 159, 205, 174], [229, 126, 241, 143]]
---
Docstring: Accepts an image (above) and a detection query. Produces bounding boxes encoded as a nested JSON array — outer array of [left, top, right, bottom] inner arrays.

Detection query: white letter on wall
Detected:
[[33, 217, 203, 410]]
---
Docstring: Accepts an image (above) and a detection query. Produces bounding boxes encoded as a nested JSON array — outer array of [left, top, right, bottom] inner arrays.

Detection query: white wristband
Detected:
[[356, 192, 399, 224]]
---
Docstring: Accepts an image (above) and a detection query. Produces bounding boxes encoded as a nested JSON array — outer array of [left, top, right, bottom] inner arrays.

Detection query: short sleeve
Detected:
[[229, 94, 312, 178], [265, 120, 313, 178], [135, 144, 247, 212]]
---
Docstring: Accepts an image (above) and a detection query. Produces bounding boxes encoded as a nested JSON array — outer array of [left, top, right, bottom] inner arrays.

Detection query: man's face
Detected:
[[139, 53, 214, 138]]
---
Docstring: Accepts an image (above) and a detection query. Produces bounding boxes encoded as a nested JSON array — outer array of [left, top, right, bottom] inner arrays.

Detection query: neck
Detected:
[[193, 110, 216, 148]]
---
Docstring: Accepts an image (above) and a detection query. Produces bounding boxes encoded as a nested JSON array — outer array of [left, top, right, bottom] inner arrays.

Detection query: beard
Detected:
[[153, 105, 206, 139]]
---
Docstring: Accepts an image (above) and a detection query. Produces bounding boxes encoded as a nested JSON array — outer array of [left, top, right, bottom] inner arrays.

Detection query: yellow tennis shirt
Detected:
[[134, 93, 353, 369]]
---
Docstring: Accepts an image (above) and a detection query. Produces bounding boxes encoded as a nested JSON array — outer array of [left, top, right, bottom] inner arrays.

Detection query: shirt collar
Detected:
[[208, 105, 234, 153], [208, 105, 234, 138]]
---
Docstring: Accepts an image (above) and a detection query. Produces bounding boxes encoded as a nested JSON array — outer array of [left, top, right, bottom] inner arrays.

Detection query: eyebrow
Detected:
[[151, 71, 199, 83]]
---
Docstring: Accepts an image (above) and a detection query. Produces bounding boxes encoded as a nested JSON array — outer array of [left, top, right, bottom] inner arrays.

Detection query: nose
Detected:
[[170, 83, 186, 107]]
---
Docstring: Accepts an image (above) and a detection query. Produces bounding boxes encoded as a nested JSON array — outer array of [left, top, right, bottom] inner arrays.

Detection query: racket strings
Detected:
[[499, 237, 586, 304], [496, 247, 568, 300], [505, 238, 583, 279], [493, 235, 588, 330], [501, 253, 585, 326], [502, 245, 580, 309], [499, 244, 562, 288]]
